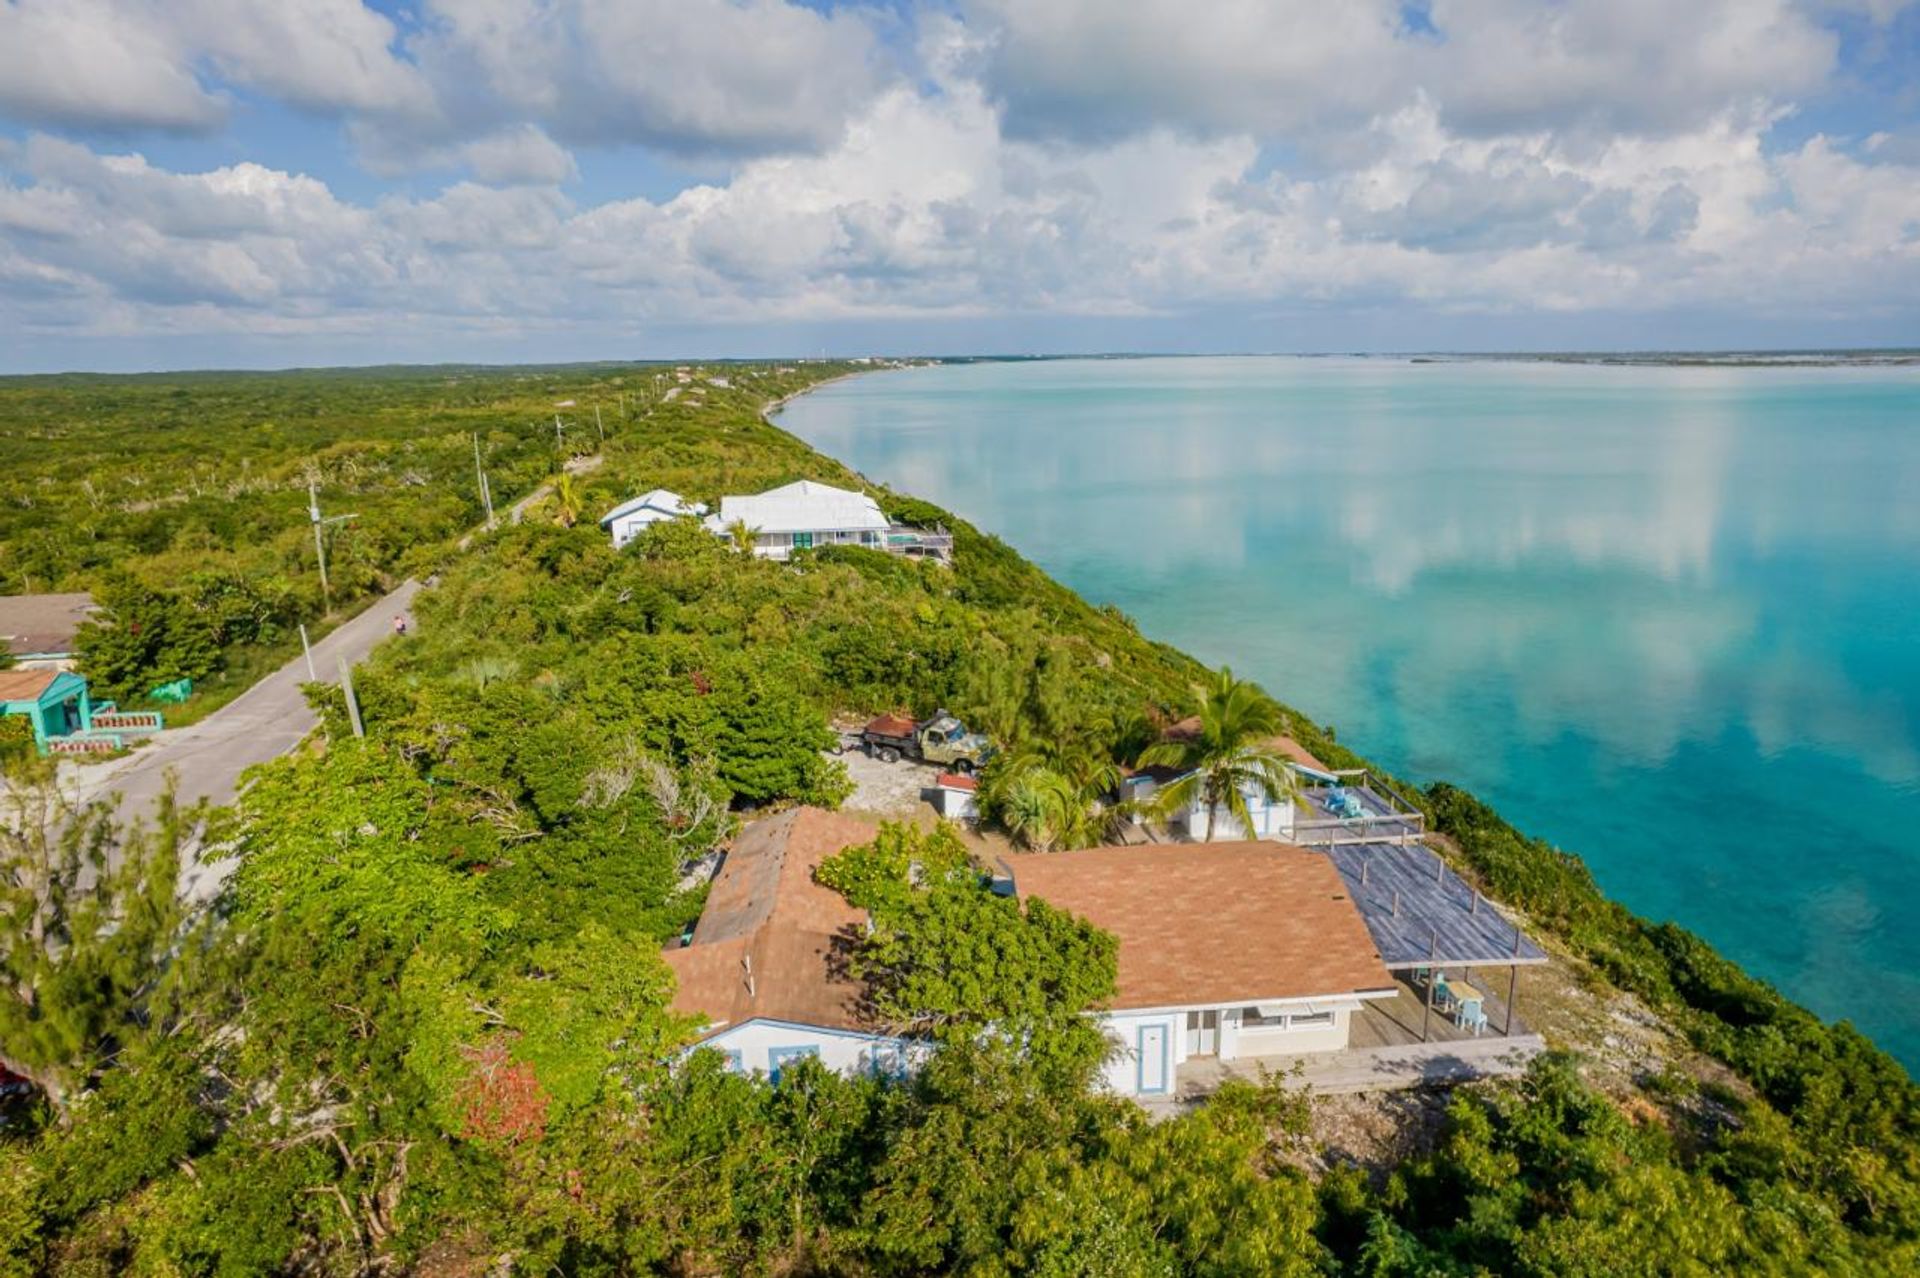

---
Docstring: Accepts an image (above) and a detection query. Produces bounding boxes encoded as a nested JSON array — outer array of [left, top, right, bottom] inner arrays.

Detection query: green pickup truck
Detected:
[[854, 710, 995, 772]]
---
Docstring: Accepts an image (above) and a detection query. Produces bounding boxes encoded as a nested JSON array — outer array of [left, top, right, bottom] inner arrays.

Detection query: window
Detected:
[[767, 1044, 819, 1083], [722, 1049, 744, 1073], [1242, 1007, 1336, 1030], [793, 532, 814, 549], [868, 1043, 906, 1079]]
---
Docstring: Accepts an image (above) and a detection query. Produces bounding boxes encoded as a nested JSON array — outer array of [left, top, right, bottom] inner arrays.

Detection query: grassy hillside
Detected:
[[1, 362, 1915, 1275]]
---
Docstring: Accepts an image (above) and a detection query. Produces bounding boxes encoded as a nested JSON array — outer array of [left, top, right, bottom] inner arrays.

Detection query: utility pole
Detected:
[[594, 403, 604, 443], [337, 656, 365, 739], [554, 415, 564, 450], [306, 480, 358, 613], [473, 433, 496, 528], [299, 623, 316, 681]]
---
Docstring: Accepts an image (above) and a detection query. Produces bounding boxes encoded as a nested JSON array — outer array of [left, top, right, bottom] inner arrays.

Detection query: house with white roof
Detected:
[[1004, 842, 1399, 1097], [599, 490, 707, 549], [706, 480, 894, 560]]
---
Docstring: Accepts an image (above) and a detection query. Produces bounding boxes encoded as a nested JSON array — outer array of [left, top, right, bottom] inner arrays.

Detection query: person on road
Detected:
[[393, 614, 408, 637]]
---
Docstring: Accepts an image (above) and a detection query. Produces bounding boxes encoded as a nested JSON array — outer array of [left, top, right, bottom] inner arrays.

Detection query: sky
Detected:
[[1, 0, 1918, 371]]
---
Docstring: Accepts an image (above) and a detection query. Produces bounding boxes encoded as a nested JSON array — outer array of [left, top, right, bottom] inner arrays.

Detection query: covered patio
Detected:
[[1312, 836, 1550, 1043]]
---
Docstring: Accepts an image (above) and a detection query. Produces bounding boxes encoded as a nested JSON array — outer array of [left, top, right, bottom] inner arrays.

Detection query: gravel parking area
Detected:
[[832, 744, 943, 820]]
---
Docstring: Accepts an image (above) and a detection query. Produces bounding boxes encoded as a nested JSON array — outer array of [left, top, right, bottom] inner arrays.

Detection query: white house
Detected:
[[705, 480, 892, 560], [663, 807, 920, 1081], [600, 489, 707, 550], [1120, 730, 1336, 843], [1005, 842, 1399, 1098]]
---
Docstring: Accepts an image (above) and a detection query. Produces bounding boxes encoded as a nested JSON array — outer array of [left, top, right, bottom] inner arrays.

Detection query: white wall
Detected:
[[1179, 790, 1297, 842], [696, 1018, 921, 1081], [749, 528, 885, 560], [1097, 999, 1365, 1096], [609, 509, 676, 549], [1223, 1005, 1355, 1057], [930, 787, 979, 821], [1097, 1010, 1186, 1097]]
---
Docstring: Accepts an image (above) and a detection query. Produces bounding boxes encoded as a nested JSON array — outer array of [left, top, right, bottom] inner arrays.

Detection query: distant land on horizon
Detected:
[[4, 348, 1920, 381]]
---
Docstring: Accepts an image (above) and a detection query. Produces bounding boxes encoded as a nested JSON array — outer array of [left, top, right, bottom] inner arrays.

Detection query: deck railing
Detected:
[[1293, 772, 1427, 847]]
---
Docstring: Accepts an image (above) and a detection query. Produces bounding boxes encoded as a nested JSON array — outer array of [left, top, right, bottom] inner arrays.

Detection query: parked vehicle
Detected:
[[855, 710, 995, 772]]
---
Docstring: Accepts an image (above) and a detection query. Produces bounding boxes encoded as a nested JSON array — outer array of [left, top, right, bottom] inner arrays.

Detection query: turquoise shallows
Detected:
[[780, 355, 1920, 1070]]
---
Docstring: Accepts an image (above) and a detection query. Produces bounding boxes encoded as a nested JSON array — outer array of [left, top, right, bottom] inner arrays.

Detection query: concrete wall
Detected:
[[697, 1018, 920, 1081]]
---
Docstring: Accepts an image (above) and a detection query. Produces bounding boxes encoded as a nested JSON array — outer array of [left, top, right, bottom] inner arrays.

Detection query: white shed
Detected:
[[600, 489, 707, 549], [927, 772, 980, 822]]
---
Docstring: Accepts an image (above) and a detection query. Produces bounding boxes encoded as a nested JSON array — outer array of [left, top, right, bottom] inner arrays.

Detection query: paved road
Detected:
[[67, 579, 422, 821]]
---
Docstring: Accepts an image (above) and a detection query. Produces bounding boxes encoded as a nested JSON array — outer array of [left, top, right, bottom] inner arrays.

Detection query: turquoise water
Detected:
[[779, 356, 1920, 1069]]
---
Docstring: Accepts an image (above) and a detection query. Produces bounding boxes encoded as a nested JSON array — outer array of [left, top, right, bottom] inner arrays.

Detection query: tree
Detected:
[[1139, 666, 1298, 842], [0, 755, 197, 1112], [549, 471, 584, 528], [73, 573, 220, 703]]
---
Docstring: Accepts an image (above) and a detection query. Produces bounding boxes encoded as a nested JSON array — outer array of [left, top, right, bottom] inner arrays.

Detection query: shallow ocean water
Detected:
[[779, 355, 1920, 1069]]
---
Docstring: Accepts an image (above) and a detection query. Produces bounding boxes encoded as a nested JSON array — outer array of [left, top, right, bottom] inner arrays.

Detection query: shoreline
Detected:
[[763, 357, 1914, 1075]]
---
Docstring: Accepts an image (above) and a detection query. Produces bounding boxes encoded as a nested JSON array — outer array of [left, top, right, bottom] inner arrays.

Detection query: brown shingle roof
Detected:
[[664, 807, 878, 1038], [0, 669, 62, 702], [1007, 842, 1394, 1011], [1270, 735, 1332, 773], [0, 593, 96, 658]]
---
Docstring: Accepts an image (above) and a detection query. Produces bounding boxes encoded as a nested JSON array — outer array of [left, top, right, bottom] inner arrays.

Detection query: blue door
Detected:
[[1137, 1024, 1169, 1095]]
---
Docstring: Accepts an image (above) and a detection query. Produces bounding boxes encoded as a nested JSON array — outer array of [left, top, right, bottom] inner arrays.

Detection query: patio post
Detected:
[[1505, 924, 1522, 1036], [1420, 929, 1438, 1043]]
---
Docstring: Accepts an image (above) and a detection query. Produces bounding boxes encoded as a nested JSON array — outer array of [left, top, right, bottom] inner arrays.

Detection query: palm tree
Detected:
[[983, 737, 1134, 852], [1138, 667, 1299, 842], [550, 472, 583, 528], [725, 518, 756, 554]]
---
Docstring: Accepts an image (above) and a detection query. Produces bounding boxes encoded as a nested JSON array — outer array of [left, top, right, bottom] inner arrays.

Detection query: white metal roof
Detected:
[[716, 480, 888, 535], [599, 489, 703, 527]]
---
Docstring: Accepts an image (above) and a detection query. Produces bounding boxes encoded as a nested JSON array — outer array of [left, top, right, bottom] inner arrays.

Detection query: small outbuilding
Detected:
[[0, 669, 94, 750], [600, 490, 708, 549], [927, 772, 979, 822]]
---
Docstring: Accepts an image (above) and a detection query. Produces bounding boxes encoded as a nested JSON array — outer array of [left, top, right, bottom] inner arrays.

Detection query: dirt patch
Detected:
[[1295, 1088, 1458, 1176]]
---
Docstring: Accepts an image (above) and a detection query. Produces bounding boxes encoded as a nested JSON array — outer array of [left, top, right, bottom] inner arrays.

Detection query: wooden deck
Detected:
[[1350, 972, 1529, 1048]]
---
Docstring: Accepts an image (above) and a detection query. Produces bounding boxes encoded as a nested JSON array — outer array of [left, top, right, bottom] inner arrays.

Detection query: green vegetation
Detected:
[[1137, 666, 1300, 839], [0, 360, 1915, 1274]]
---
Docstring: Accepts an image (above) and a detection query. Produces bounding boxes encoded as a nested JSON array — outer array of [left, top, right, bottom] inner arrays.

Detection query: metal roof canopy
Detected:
[[1318, 839, 1550, 969]]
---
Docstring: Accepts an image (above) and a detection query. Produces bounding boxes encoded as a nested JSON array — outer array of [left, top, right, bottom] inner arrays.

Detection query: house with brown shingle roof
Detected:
[[1006, 841, 1398, 1097], [663, 807, 918, 1081]]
